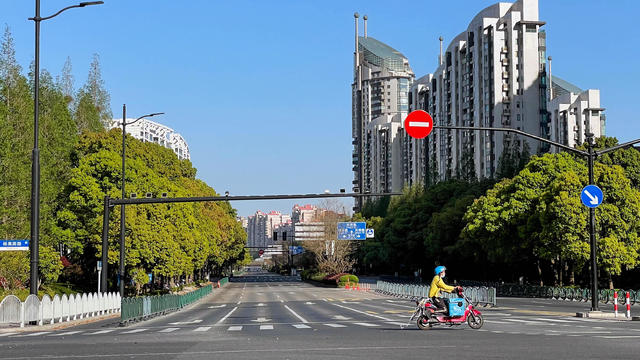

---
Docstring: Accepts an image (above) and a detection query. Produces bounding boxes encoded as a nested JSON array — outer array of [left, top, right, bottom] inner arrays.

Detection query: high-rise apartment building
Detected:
[[352, 13, 414, 210], [404, 0, 604, 184], [109, 118, 190, 160]]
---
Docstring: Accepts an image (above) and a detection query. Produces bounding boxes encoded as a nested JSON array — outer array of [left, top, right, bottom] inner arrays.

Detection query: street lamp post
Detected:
[[118, 105, 163, 297], [27, 0, 103, 296], [432, 125, 640, 312]]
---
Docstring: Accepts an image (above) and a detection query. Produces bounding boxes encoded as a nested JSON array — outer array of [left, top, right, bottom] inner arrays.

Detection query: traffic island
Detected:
[[575, 311, 633, 320]]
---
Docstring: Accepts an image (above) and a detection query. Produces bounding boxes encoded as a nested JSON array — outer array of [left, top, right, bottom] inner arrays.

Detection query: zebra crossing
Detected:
[[1, 320, 416, 338]]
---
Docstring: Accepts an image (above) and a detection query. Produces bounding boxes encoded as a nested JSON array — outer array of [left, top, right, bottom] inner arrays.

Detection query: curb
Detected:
[[0, 313, 120, 334], [575, 311, 634, 320]]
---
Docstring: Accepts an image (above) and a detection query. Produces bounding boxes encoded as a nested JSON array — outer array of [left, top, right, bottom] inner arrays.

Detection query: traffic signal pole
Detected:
[[433, 125, 640, 311], [103, 191, 400, 297]]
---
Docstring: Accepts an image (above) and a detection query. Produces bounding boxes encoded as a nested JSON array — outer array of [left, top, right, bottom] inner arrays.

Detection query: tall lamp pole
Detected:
[[28, 0, 103, 296], [118, 105, 163, 297]]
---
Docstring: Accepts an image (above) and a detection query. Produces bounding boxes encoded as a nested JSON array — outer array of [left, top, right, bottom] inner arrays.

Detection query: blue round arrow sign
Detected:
[[581, 185, 603, 208]]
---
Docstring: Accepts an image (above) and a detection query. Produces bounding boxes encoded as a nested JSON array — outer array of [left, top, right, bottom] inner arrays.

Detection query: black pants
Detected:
[[432, 297, 448, 311]]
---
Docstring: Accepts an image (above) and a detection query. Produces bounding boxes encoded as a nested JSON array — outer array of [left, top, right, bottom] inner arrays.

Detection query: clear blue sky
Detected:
[[3, 0, 638, 217]]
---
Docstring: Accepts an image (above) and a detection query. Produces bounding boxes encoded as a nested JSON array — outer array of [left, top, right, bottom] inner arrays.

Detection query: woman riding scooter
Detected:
[[429, 266, 461, 313]]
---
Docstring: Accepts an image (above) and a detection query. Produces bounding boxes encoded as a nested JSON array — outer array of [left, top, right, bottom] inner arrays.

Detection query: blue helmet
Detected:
[[434, 266, 446, 275]]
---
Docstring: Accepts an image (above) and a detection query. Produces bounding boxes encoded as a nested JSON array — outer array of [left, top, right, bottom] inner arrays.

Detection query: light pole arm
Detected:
[[28, 2, 103, 22], [122, 113, 165, 126], [433, 125, 589, 156], [595, 138, 640, 157]]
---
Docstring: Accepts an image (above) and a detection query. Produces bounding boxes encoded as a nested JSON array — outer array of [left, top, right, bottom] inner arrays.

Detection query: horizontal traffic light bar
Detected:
[[109, 192, 401, 206]]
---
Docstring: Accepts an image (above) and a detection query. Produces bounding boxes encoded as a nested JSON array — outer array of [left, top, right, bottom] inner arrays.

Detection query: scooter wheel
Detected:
[[416, 316, 431, 330], [467, 313, 483, 329]]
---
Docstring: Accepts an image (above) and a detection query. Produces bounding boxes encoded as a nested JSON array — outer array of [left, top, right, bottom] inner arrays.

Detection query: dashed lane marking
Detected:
[[194, 327, 211, 332], [18, 332, 52, 337], [324, 323, 346, 328], [0, 332, 17, 337], [121, 329, 147, 334], [260, 325, 274, 330], [83, 330, 114, 335], [354, 322, 379, 327], [49, 331, 82, 336], [292, 324, 311, 329], [158, 328, 179, 333], [217, 307, 238, 324], [227, 326, 242, 331], [284, 305, 309, 323]]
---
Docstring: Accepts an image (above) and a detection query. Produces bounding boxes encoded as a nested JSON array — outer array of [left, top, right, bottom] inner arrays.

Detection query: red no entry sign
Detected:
[[404, 110, 433, 139]]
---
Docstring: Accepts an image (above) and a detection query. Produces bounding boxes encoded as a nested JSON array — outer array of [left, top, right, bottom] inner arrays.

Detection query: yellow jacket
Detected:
[[429, 275, 455, 298]]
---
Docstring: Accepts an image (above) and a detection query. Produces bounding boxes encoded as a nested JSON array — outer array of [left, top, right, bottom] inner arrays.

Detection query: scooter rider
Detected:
[[429, 266, 461, 313]]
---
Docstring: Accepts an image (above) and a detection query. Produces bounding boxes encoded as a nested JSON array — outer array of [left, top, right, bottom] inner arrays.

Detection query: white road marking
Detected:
[[237, 301, 241, 305], [532, 317, 577, 323], [502, 318, 545, 325], [121, 329, 147, 334], [158, 328, 179, 333], [227, 326, 242, 331], [292, 324, 311, 329], [354, 322, 379, 327], [208, 304, 227, 309], [385, 322, 409, 326], [324, 323, 346, 328], [0, 332, 17, 337], [84, 330, 115, 335], [332, 315, 351, 320], [597, 335, 640, 339], [49, 331, 82, 336], [217, 307, 238, 324], [330, 303, 393, 321], [252, 317, 271, 323], [194, 327, 211, 332], [305, 302, 315, 305], [20, 332, 52, 336], [284, 305, 308, 323], [169, 320, 202, 325], [257, 303, 265, 307], [260, 325, 274, 330]]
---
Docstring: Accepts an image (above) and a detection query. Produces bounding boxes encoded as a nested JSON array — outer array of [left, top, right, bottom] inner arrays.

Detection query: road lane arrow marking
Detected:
[[584, 190, 599, 205]]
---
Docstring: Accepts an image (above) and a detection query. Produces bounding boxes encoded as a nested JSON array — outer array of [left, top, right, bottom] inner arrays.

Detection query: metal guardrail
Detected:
[[375, 281, 496, 306], [494, 284, 640, 304], [121, 280, 227, 323]]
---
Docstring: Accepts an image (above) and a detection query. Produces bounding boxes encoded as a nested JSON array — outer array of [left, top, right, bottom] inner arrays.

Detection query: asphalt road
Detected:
[[1, 271, 639, 359]]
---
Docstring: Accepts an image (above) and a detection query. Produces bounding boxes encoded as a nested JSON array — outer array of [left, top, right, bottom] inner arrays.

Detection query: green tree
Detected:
[[463, 152, 640, 287], [73, 54, 110, 132]]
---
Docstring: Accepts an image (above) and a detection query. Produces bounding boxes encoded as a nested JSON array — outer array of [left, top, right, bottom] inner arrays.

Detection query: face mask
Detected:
[[441, 274, 445, 278]]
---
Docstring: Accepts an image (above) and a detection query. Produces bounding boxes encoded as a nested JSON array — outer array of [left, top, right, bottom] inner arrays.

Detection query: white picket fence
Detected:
[[0, 292, 120, 327]]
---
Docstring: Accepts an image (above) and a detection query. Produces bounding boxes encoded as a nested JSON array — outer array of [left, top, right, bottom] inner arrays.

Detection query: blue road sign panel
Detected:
[[581, 185, 603, 208], [337, 222, 366, 240], [0, 240, 29, 251], [288, 246, 304, 255]]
